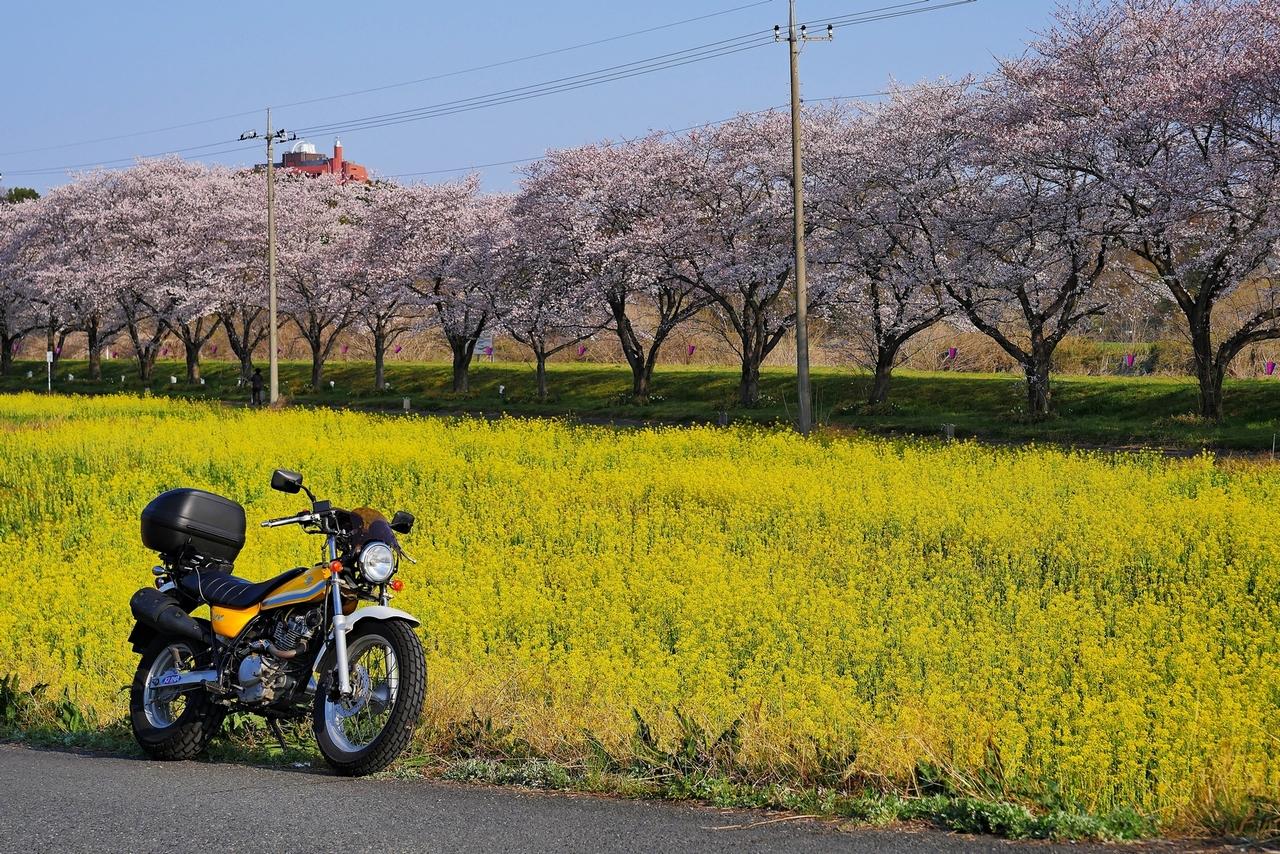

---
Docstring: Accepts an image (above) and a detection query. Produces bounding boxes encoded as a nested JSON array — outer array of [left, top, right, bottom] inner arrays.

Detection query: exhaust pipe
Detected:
[[130, 587, 209, 645]]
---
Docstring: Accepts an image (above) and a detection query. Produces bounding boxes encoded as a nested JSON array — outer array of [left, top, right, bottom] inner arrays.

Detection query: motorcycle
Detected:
[[126, 468, 426, 777]]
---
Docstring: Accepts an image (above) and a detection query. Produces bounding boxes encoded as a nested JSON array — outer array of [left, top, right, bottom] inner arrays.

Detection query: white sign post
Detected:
[[45, 351, 53, 393], [475, 334, 494, 362]]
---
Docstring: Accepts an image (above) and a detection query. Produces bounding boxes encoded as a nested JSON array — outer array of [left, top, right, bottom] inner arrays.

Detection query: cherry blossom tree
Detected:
[[111, 159, 238, 383], [998, 0, 1280, 419], [672, 111, 831, 408], [357, 181, 447, 391], [275, 173, 369, 389], [520, 137, 711, 403], [938, 75, 1118, 416], [500, 190, 611, 401], [0, 198, 44, 375], [209, 169, 269, 384], [28, 171, 125, 377], [811, 88, 962, 406], [401, 180, 503, 394]]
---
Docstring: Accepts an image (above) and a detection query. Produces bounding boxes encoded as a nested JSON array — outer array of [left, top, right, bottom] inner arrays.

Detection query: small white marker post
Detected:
[[45, 351, 53, 393]]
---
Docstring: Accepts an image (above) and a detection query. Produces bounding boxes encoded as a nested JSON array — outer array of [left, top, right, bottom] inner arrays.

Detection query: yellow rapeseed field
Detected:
[[0, 393, 1276, 827]]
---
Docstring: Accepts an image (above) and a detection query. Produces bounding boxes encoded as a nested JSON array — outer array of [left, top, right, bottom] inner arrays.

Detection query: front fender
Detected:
[[346, 605, 420, 629], [306, 605, 421, 696]]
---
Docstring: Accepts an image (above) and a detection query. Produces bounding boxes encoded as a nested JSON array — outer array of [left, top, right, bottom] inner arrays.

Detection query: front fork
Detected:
[[327, 534, 352, 698]]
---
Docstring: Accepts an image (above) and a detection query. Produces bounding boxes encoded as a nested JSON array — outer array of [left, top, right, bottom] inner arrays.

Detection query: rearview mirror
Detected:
[[271, 469, 304, 494], [390, 510, 415, 535]]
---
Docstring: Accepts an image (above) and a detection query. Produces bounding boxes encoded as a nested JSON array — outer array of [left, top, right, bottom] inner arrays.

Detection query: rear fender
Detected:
[[306, 606, 421, 695], [127, 582, 205, 654]]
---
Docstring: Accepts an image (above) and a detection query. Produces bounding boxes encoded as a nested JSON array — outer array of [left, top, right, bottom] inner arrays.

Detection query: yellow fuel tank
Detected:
[[260, 567, 329, 611]]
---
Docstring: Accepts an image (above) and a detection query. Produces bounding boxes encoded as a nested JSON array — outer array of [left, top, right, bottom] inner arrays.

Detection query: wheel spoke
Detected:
[[323, 635, 400, 753], [143, 643, 193, 729]]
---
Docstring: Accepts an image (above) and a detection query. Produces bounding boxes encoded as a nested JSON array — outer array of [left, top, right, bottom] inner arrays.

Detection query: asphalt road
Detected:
[[0, 744, 1232, 853]]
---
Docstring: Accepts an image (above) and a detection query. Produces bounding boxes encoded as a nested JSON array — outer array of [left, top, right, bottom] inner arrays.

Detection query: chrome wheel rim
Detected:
[[143, 643, 194, 729], [323, 634, 400, 754]]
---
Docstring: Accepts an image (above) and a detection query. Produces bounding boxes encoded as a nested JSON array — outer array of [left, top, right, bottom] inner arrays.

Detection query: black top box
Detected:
[[141, 488, 246, 563]]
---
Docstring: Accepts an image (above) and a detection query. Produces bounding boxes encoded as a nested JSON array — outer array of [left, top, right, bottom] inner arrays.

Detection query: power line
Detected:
[[0, 0, 772, 159], [7, 0, 975, 179], [823, 0, 977, 29], [3, 141, 260, 178], [382, 82, 981, 181], [295, 0, 958, 141], [5, 28, 777, 178], [271, 1, 775, 113], [292, 33, 777, 137], [0, 108, 266, 161]]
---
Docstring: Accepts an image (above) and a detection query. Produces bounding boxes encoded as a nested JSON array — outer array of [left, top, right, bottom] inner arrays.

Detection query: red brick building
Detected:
[[279, 138, 369, 183]]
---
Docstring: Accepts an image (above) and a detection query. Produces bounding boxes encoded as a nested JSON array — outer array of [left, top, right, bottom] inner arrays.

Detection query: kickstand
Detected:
[[267, 718, 288, 755]]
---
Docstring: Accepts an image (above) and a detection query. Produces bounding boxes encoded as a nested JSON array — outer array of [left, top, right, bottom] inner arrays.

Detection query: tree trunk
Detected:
[[633, 364, 652, 402], [868, 342, 902, 406], [184, 340, 201, 384], [1024, 356, 1051, 417], [0, 337, 13, 375], [1197, 361, 1225, 421], [1187, 321, 1224, 421], [536, 352, 549, 402], [449, 337, 475, 393], [138, 347, 158, 383], [219, 309, 260, 384], [46, 323, 60, 369], [86, 316, 103, 381], [869, 361, 893, 406], [374, 331, 386, 391], [611, 298, 651, 404], [738, 359, 761, 408], [311, 348, 324, 389]]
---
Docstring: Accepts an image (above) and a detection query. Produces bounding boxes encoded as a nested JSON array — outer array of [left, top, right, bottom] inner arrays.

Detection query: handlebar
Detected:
[[261, 511, 318, 528]]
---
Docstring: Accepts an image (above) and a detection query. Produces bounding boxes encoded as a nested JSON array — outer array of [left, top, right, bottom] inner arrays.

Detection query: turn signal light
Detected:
[[329, 560, 343, 575], [389, 579, 405, 592]]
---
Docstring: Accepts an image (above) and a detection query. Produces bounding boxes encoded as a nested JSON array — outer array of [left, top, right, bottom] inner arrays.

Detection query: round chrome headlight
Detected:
[[359, 541, 396, 584]]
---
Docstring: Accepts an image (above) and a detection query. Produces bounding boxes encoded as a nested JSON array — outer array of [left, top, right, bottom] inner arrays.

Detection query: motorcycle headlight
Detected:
[[359, 541, 396, 584]]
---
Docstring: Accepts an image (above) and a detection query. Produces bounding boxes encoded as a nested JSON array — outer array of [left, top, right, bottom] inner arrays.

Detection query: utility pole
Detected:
[[240, 110, 295, 405], [776, 5, 831, 437]]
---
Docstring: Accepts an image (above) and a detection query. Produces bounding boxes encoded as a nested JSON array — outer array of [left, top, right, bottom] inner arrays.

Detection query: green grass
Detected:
[[5, 357, 1280, 450]]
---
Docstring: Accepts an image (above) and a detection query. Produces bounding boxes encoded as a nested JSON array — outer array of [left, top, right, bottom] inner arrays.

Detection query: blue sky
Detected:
[[3, 0, 1060, 194]]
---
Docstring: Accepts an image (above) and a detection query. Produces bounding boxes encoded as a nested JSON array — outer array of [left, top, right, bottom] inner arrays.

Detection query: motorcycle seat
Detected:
[[177, 566, 311, 609]]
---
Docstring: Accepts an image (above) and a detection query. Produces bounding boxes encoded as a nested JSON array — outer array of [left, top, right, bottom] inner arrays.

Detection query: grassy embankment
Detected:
[[5, 357, 1280, 450]]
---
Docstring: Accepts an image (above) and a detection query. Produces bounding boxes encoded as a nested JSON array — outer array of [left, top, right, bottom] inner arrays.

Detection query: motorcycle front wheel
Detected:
[[129, 635, 224, 760], [312, 619, 426, 777]]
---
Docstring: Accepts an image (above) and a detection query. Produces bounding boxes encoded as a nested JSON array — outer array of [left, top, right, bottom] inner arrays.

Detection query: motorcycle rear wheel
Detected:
[[313, 619, 426, 777], [129, 636, 224, 760]]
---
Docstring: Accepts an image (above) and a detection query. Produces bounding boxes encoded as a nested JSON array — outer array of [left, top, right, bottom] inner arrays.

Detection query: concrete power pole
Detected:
[[776, 3, 831, 437], [240, 110, 295, 405]]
